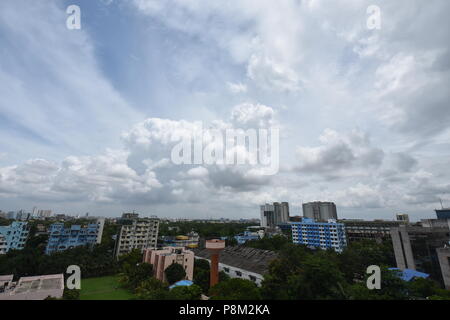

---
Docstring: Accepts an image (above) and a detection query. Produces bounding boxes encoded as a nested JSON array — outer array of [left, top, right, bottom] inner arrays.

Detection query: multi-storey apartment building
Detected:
[[291, 218, 347, 253], [45, 218, 105, 255], [114, 213, 159, 258], [143, 247, 194, 282], [302, 202, 337, 221], [0, 221, 30, 253]]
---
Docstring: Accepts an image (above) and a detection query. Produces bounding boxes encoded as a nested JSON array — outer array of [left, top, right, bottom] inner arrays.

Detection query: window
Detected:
[[249, 275, 256, 282], [235, 271, 242, 277], [224, 268, 230, 273]]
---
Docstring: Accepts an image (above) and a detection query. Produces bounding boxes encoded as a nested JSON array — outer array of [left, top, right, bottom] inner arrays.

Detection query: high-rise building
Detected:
[[143, 247, 194, 282], [260, 202, 290, 228], [302, 202, 337, 221], [0, 222, 30, 253], [114, 213, 159, 258], [291, 218, 347, 253], [38, 210, 52, 218], [45, 218, 105, 255], [391, 225, 450, 285]]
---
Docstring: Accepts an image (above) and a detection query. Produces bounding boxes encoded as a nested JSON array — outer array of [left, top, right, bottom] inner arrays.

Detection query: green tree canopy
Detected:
[[209, 278, 261, 300], [165, 263, 186, 285]]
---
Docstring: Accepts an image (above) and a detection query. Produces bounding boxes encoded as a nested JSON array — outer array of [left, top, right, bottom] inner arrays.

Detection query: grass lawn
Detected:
[[80, 276, 135, 300]]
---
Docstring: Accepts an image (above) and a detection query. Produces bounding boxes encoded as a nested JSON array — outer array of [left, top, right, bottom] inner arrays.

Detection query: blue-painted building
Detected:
[[45, 219, 104, 255], [0, 221, 30, 253], [234, 230, 261, 244], [291, 218, 347, 253]]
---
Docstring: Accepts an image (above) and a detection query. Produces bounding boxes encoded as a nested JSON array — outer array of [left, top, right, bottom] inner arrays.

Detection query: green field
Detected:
[[80, 276, 136, 300]]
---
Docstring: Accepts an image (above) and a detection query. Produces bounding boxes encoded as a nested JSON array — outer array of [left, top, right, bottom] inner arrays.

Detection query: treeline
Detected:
[[243, 237, 450, 300], [159, 221, 253, 238]]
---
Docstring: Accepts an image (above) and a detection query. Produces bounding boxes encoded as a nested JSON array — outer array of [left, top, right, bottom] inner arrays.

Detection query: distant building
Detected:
[[143, 247, 194, 282], [420, 219, 450, 229], [38, 210, 52, 218], [302, 202, 337, 221], [114, 213, 159, 258], [193, 245, 278, 286], [0, 274, 64, 300], [396, 214, 410, 223], [391, 225, 450, 285], [234, 230, 261, 244], [162, 231, 199, 248], [341, 219, 403, 243], [436, 208, 450, 220], [260, 202, 290, 228], [45, 218, 105, 255], [0, 222, 30, 253], [291, 218, 346, 253]]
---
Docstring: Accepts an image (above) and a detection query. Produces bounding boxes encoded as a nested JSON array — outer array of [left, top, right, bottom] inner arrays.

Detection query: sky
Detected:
[[0, 0, 449, 221]]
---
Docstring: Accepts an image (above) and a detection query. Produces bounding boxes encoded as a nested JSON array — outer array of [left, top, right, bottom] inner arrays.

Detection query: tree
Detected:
[[120, 263, 153, 290], [135, 278, 171, 300], [346, 268, 409, 300], [245, 235, 290, 251], [165, 263, 186, 285], [209, 278, 261, 300], [169, 284, 202, 300], [338, 240, 395, 282]]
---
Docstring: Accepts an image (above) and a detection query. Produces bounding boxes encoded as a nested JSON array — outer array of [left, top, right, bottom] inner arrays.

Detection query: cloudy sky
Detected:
[[0, 0, 449, 220]]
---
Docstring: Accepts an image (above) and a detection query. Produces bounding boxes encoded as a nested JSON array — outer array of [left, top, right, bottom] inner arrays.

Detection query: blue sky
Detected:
[[0, 0, 449, 220]]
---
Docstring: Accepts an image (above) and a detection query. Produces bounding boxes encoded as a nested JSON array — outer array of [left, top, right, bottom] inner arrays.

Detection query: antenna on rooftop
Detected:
[[439, 198, 444, 209]]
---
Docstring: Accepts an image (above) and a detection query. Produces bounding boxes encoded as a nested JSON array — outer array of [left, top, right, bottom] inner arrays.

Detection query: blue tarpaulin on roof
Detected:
[[389, 268, 430, 281]]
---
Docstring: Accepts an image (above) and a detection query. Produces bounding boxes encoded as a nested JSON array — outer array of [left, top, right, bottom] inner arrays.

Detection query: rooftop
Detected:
[[194, 245, 278, 275]]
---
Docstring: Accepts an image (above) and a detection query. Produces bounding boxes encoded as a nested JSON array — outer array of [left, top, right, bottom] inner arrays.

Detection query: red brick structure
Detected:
[[205, 239, 225, 287]]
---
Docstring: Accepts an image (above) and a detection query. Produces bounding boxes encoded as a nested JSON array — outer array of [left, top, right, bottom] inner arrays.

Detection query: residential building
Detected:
[[341, 219, 403, 243], [162, 231, 199, 248], [302, 202, 337, 221], [193, 245, 278, 286], [260, 202, 290, 228], [0, 221, 30, 253], [436, 247, 450, 290], [143, 247, 194, 282], [114, 213, 159, 258], [0, 274, 64, 300], [234, 230, 262, 244], [436, 208, 450, 220], [291, 218, 347, 253], [391, 225, 450, 285], [45, 218, 105, 255]]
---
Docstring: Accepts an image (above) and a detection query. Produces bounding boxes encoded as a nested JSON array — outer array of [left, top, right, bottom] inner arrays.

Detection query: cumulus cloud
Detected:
[[295, 129, 384, 176]]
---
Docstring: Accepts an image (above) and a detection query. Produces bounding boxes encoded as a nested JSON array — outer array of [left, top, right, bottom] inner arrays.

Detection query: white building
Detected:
[[114, 214, 159, 258], [0, 274, 64, 300]]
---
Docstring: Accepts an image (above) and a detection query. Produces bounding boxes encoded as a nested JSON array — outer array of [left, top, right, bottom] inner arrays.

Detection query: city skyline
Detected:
[[0, 1, 449, 221]]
